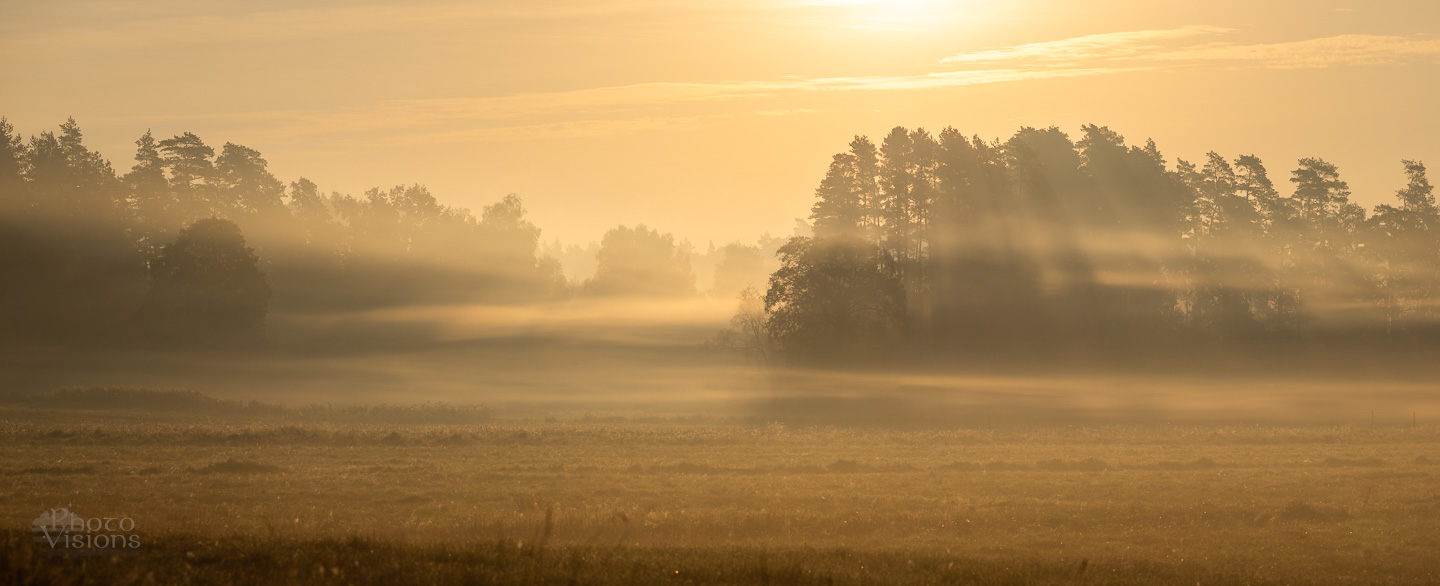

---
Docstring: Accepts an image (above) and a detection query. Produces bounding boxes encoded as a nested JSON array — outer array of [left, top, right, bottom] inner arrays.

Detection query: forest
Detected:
[[1, 117, 1436, 371], [0, 118, 746, 348], [767, 125, 1439, 368]]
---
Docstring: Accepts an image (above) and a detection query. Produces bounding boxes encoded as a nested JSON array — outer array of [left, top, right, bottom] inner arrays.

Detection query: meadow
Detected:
[[2, 390, 1439, 585]]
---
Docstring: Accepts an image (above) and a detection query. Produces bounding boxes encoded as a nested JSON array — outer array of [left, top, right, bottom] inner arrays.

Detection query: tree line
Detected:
[[749, 125, 1438, 367], [0, 117, 745, 348], [5, 116, 1434, 368]]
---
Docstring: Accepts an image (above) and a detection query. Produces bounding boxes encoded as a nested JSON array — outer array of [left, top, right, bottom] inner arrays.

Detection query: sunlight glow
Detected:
[[804, 0, 964, 30]]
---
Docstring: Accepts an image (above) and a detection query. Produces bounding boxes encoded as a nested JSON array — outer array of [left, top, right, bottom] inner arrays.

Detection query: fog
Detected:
[[5, 114, 1440, 584], [3, 118, 1440, 411]]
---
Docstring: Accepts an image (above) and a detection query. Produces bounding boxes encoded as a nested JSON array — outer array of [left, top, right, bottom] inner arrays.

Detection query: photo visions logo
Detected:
[[31, 508, 141, 556]]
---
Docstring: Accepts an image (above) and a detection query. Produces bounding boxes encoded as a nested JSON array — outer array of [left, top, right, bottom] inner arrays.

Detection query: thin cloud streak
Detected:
[[782, 67, 1136, 91], [940, 25, 1231, 64], [1144, 34, 1440, 68], [941, 26, 1440, 70]]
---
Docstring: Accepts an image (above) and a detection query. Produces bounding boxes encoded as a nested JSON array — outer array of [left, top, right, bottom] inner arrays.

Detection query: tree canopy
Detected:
[[138, 218, 271, 347]]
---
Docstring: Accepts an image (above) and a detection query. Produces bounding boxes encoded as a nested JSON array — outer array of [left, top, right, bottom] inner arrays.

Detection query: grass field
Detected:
[[3, 394, 1440, 584]]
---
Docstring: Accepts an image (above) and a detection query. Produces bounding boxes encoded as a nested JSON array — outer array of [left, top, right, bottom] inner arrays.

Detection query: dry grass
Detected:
[[2, 404, 1439, 583], [1, 387, 494, 424], [2, 531, 1304, 586]]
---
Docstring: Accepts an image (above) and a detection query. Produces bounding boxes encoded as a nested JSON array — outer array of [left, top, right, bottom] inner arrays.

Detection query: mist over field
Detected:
[[4, 118, 1440, 420], [4, 0, 1440, 584]]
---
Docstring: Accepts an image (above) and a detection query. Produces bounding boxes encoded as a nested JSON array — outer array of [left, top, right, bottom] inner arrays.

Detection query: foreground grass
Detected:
[[3, 406, 1439, 583], [2, 532, 1284, 585]]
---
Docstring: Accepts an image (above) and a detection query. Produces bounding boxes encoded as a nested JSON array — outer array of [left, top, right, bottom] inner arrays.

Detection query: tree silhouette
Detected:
[[25, 118, 123, 220], [767, 124, 1440, 363], [156, 132, 221, 223], [1290, 158, 1366, 258], [124, 130, 175, 255], [286, 178, 334, 240], [586, 225, 695, 297], [848, 136, 883, 239], [811, 152, 866, 239], [764, 236, 906, 364], [0, 118, 25, 207], [1395, 160, 1436, 214], [215, 142, 285, 219], [479, 194, 544, 265], [138, 218, 270, 346], [1365, 161, 1440, 341], [0, 119, 143, 344], [711, 242, 767, 299]]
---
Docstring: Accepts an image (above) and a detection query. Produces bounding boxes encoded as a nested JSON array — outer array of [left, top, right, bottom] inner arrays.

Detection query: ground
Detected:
[[2, 404, 1439, 584]]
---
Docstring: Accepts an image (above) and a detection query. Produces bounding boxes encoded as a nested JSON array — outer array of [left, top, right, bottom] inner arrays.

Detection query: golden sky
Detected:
[[2, 0, 1438, 246]]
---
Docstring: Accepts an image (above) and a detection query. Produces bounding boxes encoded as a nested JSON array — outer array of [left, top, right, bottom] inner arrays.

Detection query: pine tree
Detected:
[[908, 128, 939, 260], [1234, 155, 1283, 224], [158, 132, 217, 221], [1365, 161, 1440, 340], [0, 117, 26, 209], [932, 126, 985, 236], [810, 152, 865, 239], [1290, 158, 1364, 253], [1290, 158, 1351, 223], [1395, 160, 1435, 214], [847, 136, 882, 241], [215, 142, 286, 218], [878, 126, 916, 262], [124, 130, 174, 254], [1203, 153, 1264, 234]]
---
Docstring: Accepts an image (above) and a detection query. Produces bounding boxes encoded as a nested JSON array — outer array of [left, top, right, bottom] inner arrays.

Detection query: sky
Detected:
[[2, 0, 1438, 247]]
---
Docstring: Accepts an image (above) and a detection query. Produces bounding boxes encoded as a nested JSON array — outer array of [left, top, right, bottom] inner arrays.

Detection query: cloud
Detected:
[[940, 26, 1440, 70], [336, 68, 1134, 126], [1145, 34, 1440, 68], [85, 19, 1437, 149], [778, 67, 1137, 92], [940, 26, 1231, 64]]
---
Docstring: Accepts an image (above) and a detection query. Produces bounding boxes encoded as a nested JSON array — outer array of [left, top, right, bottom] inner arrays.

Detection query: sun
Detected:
[[833, 0, 961, 30]]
